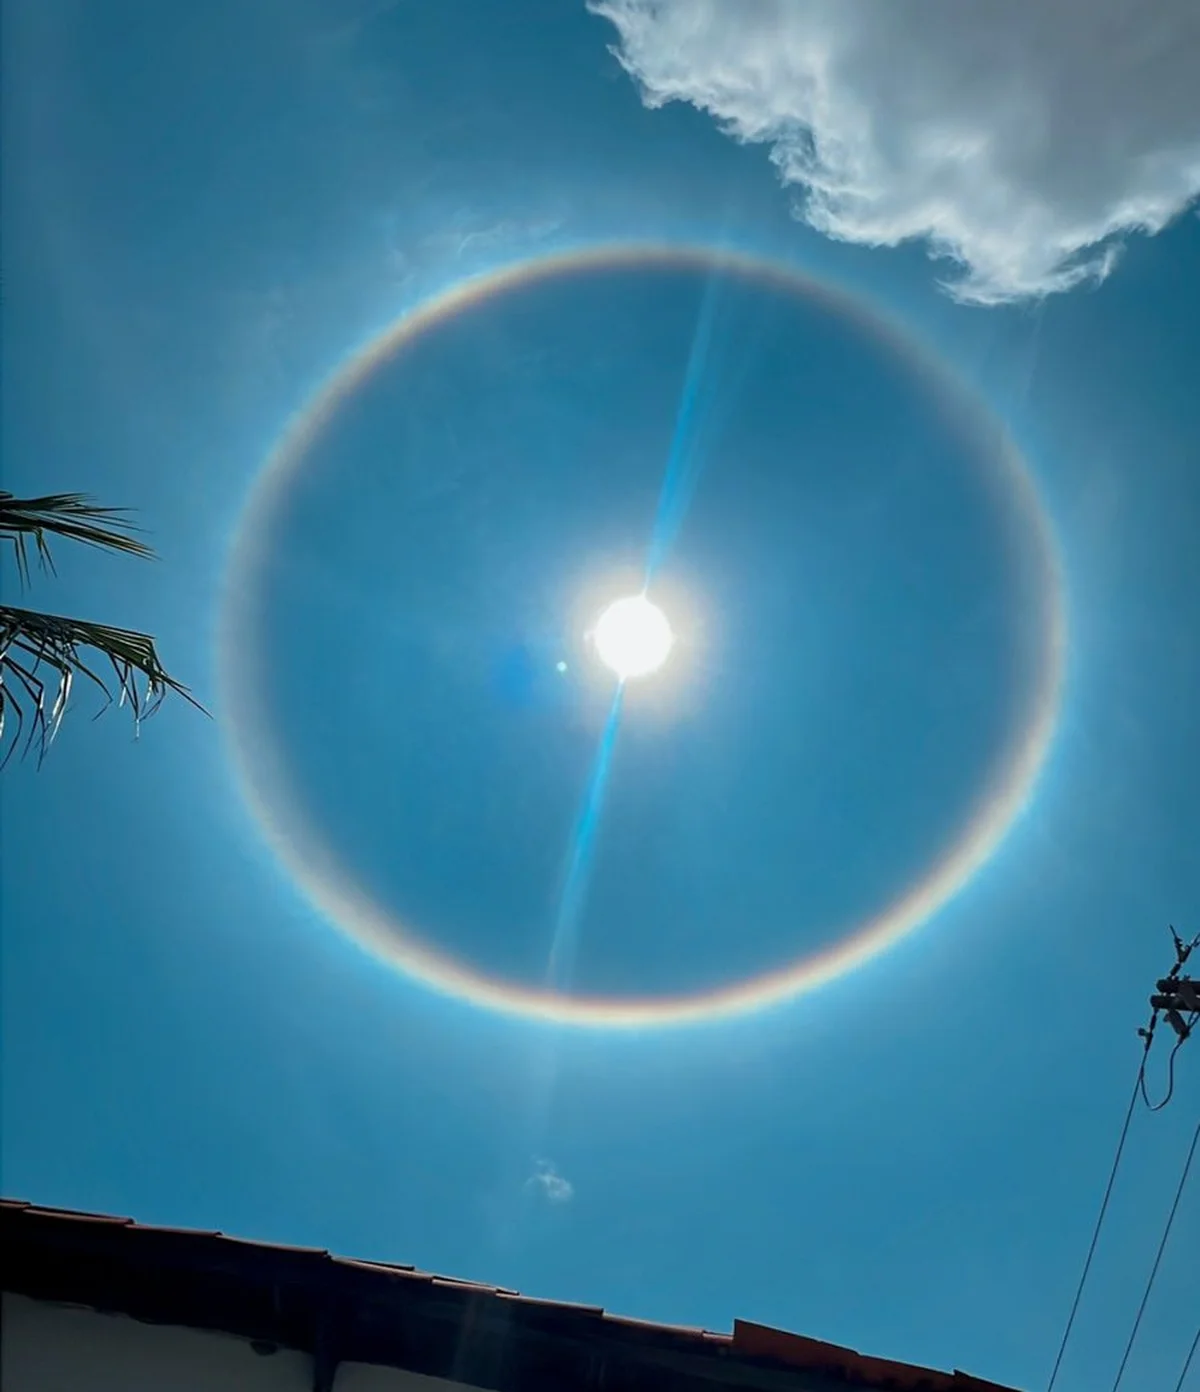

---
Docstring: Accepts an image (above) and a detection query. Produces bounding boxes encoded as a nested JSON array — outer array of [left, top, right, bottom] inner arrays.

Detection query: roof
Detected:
[[0, 1200, 1019, 1392]]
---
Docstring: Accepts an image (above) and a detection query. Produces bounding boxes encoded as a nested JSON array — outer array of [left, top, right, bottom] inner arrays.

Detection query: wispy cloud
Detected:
[[420, 216, 566, 262], [591, 0, 1200, 303], [527, 1159, 574, 1204], [309, 0, 402, 52]]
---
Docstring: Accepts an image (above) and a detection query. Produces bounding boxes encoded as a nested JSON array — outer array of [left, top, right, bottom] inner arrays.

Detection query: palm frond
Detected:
[[0, 490, 155, 585], [0, 604, 205, 765]]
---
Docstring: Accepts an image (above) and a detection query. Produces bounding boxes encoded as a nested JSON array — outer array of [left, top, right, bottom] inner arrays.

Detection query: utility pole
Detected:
[[1152, 977, 1199, 1041], [1139, 928, 1198, 1056]]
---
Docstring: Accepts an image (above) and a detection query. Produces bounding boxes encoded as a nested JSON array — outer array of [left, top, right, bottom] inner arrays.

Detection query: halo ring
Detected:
[[218, 243, 1066, 1029]]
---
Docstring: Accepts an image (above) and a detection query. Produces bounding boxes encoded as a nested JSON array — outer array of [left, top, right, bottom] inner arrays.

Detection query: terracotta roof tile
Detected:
[[1, 1200, 1021, 1392], [331, 1256, 420, 1276], [13, 1203, 133, 1225], [495, 1292, 605, 1316], [217, 1234, 333, 1257]]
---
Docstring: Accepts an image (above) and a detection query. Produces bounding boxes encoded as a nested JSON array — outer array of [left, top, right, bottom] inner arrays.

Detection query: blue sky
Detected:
[[3, 3, 1198, 1390]]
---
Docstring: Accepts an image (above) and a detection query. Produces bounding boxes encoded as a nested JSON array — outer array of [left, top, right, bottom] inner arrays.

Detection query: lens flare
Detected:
[[217, 242, 1066, 1030]]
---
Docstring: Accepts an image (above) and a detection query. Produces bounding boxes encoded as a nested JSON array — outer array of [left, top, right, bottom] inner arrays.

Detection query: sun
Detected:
[[593, 594, 674, 680]]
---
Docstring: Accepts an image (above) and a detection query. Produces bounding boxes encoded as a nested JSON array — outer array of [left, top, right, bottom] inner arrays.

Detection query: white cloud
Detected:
[[527, 1159, 574, 1204], [590, 0, 1200, 302]]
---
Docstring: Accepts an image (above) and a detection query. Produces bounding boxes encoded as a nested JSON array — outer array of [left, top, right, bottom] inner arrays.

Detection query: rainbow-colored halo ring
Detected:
[[218, 243, 1066, 1029]]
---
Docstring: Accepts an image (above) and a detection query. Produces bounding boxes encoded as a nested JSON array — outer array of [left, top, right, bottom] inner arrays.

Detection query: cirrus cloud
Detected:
[[590, 0, 1200, 303]]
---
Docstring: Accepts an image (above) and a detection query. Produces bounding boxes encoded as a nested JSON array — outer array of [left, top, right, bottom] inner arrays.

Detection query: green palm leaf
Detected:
[[0, 490, 154, 583], [0, 489, 204, 763], [0, 605, 202, 764]]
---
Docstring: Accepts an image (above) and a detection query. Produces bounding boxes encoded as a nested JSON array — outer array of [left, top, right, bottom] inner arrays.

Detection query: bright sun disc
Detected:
[[594, 595, 674, 680]]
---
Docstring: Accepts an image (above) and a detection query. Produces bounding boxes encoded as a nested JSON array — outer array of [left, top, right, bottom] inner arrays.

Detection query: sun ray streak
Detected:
[[546, 683, 626, 987], [547, 273, 721, 986], [645, 269, 724, 583]]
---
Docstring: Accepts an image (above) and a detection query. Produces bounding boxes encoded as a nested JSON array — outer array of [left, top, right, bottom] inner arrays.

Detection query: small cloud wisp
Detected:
[[527, 1159, 575, 1204]]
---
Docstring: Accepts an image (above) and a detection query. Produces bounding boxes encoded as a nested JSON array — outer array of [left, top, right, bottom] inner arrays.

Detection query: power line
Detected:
[[1044, 1057, 1146, 1392], [1173, 1325, 1199, 1392], [1045, 928, 1197, 1392], [1111, 1118, 1200, 1390]]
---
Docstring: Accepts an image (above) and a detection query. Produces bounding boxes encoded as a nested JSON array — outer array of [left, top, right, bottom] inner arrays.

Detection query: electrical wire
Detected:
[[1045, 1056, 1147, 1392], [1046, 932, 1196, 1392], [1111, 1117, 1200, 1391], [1173, 1325, 1199, 1392], [1141, 1029, 1193, 1112]]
